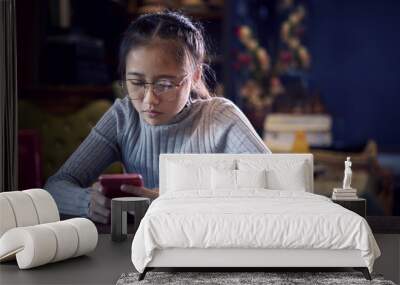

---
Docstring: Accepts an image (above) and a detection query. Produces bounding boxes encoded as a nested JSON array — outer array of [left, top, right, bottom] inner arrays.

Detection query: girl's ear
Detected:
[[192, 65, 202, 84]]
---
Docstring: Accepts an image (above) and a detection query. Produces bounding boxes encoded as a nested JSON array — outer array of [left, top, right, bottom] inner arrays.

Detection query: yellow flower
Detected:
[[244, 39, 259, 51], [281, 22, 290, 42], [288, 37, 300, 50], [256, 48, 271, 71], [289, 12, 301, 25], [298, 47, 311, 68], [238, 26, 252, 41]]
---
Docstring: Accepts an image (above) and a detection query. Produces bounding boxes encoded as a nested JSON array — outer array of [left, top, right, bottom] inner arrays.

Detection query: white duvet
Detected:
[[131, 190, 380, 273]]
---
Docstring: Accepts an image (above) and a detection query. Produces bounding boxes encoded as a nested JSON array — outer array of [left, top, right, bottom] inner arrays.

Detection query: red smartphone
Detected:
[[98, 173, 144, 198]]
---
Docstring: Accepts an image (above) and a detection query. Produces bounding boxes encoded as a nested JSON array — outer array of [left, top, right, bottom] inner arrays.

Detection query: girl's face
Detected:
[[125, 40, 197, 126]]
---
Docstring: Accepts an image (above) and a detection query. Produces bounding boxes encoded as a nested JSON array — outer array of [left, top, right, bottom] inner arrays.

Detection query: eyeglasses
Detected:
[[124, 74, 189, 102]]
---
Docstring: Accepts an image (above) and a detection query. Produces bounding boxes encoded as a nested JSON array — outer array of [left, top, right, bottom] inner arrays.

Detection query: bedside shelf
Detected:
[[332, 198, 366, 218]]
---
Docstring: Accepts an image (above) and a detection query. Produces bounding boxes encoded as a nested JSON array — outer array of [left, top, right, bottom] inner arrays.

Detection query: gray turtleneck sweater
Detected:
[[44, 97, 271, 216]]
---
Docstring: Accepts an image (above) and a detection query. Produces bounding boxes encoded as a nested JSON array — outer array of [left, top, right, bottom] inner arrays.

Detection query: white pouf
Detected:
[[0, 218, 98, 269], [0, 189, 98, 269]]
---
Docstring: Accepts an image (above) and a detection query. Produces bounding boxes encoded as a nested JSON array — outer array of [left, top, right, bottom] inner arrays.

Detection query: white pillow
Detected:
[[236, 169, 267, 189], [167, 162, 210, 191], [211, 169, 268, 191], [266, 162, 308, 191], [237, 159, 309, 191], [167, 160, 235, 192], [211, 168, 236, 190]]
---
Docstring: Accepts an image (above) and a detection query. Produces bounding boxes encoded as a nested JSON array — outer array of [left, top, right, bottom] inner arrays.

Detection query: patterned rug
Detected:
[[116, 271, 396, 285]]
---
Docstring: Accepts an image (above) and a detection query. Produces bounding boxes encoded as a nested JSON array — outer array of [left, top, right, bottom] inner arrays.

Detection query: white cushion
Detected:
[[64, 218, 98, 257], [266, 164, 308, 191], [24, 189, 60, 224], [42, 221, 79, 262], [238, 159, 309, 191], [0, 191, 39, 228], [211, 169, 268, 192], [0, 226, 57, 268], [167, 162, 210, 191], [236, 169, 267, 189], [211, 168, 236, 190], [166, 160, 235, 192], [0, 189, 60, 238], [0, 196, 16, 237]]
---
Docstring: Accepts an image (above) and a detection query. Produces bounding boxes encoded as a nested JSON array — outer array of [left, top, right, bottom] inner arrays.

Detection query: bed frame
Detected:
[[138, 154, 371, 280], [140, 248, 371, 280]]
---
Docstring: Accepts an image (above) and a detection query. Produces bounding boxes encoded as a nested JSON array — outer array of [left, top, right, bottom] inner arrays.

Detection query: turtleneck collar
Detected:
[[139, 97, 193, 128]]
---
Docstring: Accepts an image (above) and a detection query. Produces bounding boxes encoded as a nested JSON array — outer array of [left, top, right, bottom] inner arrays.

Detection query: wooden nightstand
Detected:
[[332, 198, 366, 218]]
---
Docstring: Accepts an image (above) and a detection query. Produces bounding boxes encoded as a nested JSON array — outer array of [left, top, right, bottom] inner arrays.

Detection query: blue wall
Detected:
[[308, 0, 400, 151]]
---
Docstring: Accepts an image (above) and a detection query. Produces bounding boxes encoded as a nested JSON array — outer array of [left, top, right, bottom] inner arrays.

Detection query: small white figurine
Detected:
[[342, 157, 352, 189]]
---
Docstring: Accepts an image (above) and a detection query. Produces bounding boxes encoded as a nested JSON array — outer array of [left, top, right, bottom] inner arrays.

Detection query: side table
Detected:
[[111, 197, 150, 242], [332, 198, 366, 218]]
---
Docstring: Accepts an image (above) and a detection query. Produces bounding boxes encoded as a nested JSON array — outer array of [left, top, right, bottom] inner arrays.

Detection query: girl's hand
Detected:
[[120, 185, 159, 199], [88, 183, 111, 224]]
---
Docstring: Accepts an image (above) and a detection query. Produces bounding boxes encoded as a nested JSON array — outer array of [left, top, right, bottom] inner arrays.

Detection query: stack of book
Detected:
[[332, 188, 358, 200]]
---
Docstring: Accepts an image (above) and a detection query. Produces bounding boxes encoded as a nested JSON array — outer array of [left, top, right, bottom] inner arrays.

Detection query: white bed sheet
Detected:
[[131, 190, 380, 273]]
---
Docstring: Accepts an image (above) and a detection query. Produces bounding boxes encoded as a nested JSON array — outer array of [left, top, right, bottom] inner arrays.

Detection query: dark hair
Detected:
[[118, 11, 215, 99]]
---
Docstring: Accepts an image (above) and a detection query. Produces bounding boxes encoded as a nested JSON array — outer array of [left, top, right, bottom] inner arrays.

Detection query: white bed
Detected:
[[130, 154, 380, 280]]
